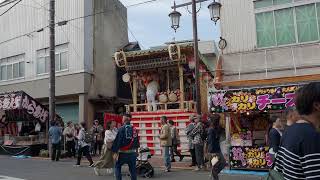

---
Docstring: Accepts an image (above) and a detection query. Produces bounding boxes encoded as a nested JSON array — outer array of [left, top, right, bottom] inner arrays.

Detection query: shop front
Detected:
[[0, 91, 61, 156], [209, 85, 299, 170]]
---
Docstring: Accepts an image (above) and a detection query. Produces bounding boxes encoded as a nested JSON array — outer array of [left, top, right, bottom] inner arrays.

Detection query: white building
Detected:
[[0, 0, 129, 125], [219, 0, 320, 85]]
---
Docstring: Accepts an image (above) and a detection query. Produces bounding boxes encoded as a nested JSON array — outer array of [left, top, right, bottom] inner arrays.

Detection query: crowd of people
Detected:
[[160, 114, 226, 179], [47, 112, 226, 180], [47, 82, 320, 180], [48, 114, 139, 180]]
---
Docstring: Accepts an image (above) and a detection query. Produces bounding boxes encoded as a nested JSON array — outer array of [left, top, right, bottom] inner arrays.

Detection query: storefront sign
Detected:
[[230, 146, 273, 169], [209, 85, 299, 113], [0, 92, 49, 123]]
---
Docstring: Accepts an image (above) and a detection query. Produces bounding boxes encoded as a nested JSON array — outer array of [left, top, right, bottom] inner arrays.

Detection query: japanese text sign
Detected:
[[209, 85, 298, 113], [230, 146, 273, 169], [0, 92, 49, 123]]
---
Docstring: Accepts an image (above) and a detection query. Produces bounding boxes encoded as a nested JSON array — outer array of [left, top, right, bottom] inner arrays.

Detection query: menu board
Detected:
[[230, 146, 273, 169]]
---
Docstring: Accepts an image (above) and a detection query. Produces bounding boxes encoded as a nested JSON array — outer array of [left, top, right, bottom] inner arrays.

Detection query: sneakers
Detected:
[[165, 169, 171, 172], [94, 167, 100, 176], [107, 168, 114, 174], [193, 167, 200, 171], [74, 164, 80, 167], [89, 163, 94, 167]]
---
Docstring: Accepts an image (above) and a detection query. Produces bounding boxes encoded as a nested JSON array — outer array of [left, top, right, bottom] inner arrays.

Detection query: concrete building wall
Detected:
[[0, 0, 129, 124], [222, 43, 320, 83], [220, 0, 256, 54], [89, 0, 129, 98], [219, 0, 320, 84]]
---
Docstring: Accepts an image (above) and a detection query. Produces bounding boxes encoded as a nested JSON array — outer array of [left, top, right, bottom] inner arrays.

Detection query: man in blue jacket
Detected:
[[112, 113, 139, 180]]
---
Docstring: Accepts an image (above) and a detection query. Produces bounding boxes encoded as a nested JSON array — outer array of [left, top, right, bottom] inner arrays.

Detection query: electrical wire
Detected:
[[126, 0, 159, 8], [0, 0, 21, 17], [114, 4, 145, 49], [0, 0, 153, 47]]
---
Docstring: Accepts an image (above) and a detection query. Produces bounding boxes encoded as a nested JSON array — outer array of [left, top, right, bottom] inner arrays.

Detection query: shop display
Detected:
[[209, 85, 301, 171], [0, 91, 61, 156], [230, 146, 273, 169]]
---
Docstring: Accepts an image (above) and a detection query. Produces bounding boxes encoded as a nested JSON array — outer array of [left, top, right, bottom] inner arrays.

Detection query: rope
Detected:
[[0, 145, 30, 156]]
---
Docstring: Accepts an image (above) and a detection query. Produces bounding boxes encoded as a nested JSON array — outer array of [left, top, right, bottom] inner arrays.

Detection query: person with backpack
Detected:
[[75, 122, 94, 167], [168, 120, 184, 162], [112, 113, 140, 180], [186, 115, 197, 167], [91, 120, 104, 156], [190, 115, 205, 171], [273, 82, 320, 180]]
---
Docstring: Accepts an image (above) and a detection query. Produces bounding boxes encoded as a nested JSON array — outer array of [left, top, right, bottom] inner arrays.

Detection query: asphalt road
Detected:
[[0, 156, 210, 180]]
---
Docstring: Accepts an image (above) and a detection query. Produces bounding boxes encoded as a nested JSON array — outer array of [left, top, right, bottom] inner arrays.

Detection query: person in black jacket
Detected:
[[268, 116, 282, 157], [207, 114, 226, 180]]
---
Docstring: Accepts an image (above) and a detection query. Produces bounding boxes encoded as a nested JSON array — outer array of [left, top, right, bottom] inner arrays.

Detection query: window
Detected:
[[296, 4, 318, 42], [254, 0, 292, 9], [36, 45, 68, 75], [256, 12, 276, 47], [274, 8, 295, 45], [60, 52, 68, 70], [19, 62, 24, 77], [1, 66, 6, 80], [255, 2, 320, 48], [0, 55, 25, 81], [13, 63, 19, 79]]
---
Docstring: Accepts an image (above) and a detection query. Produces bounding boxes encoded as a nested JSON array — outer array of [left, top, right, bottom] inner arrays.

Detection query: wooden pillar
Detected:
[[132, 72, 138, 112], [225, 113, 231, 165], [179, 65, 185, 109]]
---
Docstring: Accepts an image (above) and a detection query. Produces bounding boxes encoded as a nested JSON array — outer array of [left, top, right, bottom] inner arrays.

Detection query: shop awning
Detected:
[[0, 91, 60, 123]]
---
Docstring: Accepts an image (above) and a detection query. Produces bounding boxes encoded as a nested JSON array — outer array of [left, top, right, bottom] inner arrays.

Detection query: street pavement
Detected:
[[0, 155, 210, 180]]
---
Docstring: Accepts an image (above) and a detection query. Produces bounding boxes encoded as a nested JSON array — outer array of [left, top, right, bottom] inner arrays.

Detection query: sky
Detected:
[[120, 0, 220, 49]]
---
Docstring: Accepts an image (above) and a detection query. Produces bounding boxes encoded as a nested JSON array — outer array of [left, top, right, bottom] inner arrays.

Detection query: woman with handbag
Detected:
[[207, 114, 226, 180], [93, 120, 118, 176]]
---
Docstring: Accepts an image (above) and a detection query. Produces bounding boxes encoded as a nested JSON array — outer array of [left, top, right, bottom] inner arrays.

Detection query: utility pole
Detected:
[[191, 0, 201, 115], [48, 0, 55, 153]]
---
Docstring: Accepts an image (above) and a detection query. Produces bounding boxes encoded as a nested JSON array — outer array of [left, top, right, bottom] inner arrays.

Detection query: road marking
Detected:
[[0, 175, 25, 180]]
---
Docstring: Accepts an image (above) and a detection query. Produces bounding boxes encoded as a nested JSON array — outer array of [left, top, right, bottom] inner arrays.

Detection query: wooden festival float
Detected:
[[114, 43, 214, 154]]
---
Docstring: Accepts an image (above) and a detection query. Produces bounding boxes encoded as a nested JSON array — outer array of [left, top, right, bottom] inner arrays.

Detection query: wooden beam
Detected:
[[179, 65, 185, 109], [132, 72, 138, 112], [219, 74, 320, 87]]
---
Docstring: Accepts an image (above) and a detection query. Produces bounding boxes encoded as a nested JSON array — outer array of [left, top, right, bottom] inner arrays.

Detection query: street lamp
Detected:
[[208, 0, 222, 24], [169, 2, 181, 32], [169, 0, 222, 115]]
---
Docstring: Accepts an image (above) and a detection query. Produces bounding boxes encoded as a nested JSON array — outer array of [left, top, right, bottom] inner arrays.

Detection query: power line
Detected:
[[0, 0, 21, 17], [126, 0, 159, 8], [0, 4, 148, 47], [114, 4, 145, 49]]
